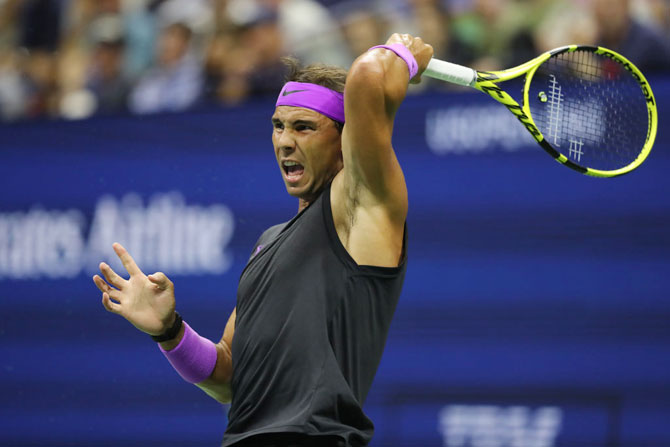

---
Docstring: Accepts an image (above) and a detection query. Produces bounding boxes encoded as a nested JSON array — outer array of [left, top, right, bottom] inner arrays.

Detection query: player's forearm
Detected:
[[195, 341, 234, 403], [161, 332, 233, 403], [158, 319, 232, 403]]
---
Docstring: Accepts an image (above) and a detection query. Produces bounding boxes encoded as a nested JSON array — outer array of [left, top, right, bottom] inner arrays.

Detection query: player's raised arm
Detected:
[[340, 34, 433, 205], [329, 34, 432, 268]]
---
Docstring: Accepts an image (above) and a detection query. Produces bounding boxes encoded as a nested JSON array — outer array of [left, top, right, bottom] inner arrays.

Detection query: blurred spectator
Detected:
[[0, 0, 21, 50], [377, 0, 470, 92], [154, 0, 214, 35], [57, 39, 96, 120], [86, 15, 132, 115], [22, 49, 60, 118], [590, 0, 670, 72], [450, 0, 541, 70], [639, 0, 670, 37], [382, 0, 473, 64], [122, 0, 157, 80], [333, 2, 384, 60], [0, 0, 25, 120], [0, 0, 669, 123], [407, 0, 453, 61], [2, 0, 65, 119], [0, 50, 30, 120], [263, 0, 351, 67], [57, 0, 135, 119], [532, 0, 598, 54], [204, 9, 286, 105], [129, 22, 204, 114], [18, 0, 62, 52]]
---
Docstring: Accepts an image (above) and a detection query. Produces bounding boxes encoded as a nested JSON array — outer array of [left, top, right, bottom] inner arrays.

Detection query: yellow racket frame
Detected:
[[428, 45, 658, 177]]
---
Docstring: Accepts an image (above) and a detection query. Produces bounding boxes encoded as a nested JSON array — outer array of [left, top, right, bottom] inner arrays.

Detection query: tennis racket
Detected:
[[423, 45, 657, 177]]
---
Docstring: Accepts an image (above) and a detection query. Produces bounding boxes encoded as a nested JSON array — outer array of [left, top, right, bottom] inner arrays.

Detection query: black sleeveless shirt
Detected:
[[222, 184, 407, 447]]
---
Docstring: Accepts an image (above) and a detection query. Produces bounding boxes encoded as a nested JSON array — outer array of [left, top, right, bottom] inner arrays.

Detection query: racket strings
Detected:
[[528, 49, 649, 171]]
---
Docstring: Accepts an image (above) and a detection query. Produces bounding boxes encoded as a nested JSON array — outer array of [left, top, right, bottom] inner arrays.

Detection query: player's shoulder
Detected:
[[259, 222, 288, 243], [247, 222, 289, 260]]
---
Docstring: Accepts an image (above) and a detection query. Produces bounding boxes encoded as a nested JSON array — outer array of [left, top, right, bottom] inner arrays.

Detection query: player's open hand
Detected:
[[92, 243, 176, 336]]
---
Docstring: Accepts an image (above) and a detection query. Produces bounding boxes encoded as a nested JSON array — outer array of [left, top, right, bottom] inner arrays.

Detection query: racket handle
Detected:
[[424, 58, 476, 87]]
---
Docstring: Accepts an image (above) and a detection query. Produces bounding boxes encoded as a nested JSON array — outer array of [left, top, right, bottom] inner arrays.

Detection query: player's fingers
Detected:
[[411, 70, 429, 84], [93, 275, 113, 293], [148, 272, 172, 290], [106, 287, 123, 303], [412, 42, 433, 84], [112, 242, 143, 277], [99, 262, 125, 289], [386, 32, 407, 46], [101, 292, 122, 314]]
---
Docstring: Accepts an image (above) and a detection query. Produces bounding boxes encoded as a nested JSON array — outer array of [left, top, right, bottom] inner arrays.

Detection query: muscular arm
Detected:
[[342, 37, 418, 202], [332, 34, 433, 266], [93, 243, 236, 404], [160, 308, 236, 404], [194, 308, 235, 403]]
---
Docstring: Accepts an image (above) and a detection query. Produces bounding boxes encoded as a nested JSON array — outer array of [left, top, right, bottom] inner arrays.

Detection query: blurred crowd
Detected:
[[0, 0, 668, 122]]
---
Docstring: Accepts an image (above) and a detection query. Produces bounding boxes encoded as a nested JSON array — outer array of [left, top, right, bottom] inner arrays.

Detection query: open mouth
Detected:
[[283, 160, 305, 183]]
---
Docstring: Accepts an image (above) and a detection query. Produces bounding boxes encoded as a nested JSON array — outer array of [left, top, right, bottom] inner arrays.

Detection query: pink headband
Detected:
[[275, 81, 345, 123]]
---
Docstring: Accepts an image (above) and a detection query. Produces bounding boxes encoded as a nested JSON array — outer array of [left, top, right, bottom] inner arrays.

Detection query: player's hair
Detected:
[[282, 56, 347, 132]]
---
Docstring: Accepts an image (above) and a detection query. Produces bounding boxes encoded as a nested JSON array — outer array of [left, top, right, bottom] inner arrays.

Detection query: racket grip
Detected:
[[424, 59, 476, 87]]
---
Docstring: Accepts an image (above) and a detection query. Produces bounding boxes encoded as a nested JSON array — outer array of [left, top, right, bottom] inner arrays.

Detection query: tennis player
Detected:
[[93, 33, 433, 447]]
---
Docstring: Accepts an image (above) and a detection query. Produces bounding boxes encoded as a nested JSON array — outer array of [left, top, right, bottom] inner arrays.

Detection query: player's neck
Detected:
[[298, 198, 311, 213]]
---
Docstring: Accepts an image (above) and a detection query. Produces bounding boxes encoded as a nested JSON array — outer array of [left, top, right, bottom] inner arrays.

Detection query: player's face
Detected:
[[272, 106, 343, 204]]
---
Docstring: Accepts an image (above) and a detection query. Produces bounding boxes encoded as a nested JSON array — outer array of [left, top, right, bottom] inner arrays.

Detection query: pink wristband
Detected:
[[369, 44, 419, 79], [159, 321, 217, 383]]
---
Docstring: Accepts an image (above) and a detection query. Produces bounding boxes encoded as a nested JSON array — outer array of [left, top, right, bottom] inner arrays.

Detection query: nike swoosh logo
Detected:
[[282, 89, 308, 96]]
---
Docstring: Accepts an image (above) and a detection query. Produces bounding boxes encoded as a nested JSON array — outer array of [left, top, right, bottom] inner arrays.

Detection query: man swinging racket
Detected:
[[92, 33, 433, 447]]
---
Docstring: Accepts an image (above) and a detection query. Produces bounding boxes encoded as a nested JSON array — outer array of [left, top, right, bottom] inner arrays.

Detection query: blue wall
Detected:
[[1, 79, 669, 447]]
